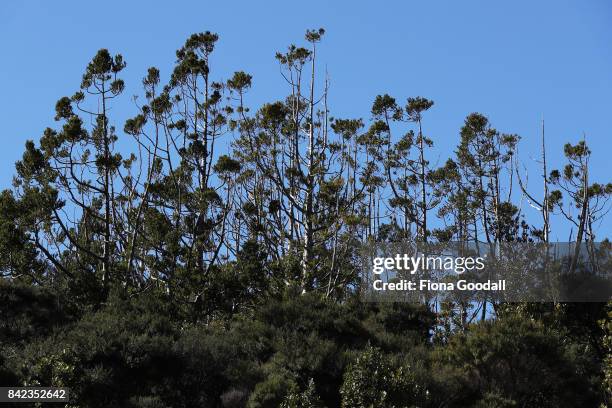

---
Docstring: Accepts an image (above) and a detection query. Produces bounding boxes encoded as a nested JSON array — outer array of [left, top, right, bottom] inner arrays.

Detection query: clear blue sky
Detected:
[[1, 0, 611, 239]]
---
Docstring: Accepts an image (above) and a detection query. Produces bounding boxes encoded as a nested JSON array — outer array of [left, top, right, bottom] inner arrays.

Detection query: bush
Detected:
[[340, 345, 427, 408], [432, 317, 599, 407]]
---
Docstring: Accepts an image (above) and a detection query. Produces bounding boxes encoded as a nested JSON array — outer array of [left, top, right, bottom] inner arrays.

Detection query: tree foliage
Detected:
[[0, 29, 610, 407]]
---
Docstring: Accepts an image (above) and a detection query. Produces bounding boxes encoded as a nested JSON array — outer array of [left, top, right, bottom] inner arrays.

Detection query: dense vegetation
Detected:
[[0, 29, 610, 407]]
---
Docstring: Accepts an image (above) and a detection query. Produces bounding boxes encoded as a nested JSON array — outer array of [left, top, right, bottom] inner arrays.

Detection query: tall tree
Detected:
[[549, 140, 612, 272], [14, 49, 126, 285]]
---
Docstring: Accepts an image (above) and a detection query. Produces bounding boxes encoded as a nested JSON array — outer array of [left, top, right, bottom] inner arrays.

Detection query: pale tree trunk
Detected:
[[101, 83, 111, 283], [301, 42, 317, 292]]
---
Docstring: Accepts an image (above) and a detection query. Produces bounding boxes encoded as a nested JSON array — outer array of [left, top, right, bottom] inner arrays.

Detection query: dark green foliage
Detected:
[[0, 286, 437, 407], [0, 190, 45, 278], [432, 317, 600, 407], [0, 280, 77, 346], [0, 279, 607, 407]]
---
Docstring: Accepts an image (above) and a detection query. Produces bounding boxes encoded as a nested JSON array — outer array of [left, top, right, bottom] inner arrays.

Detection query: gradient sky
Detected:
[[1, 0, 611, 239]]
